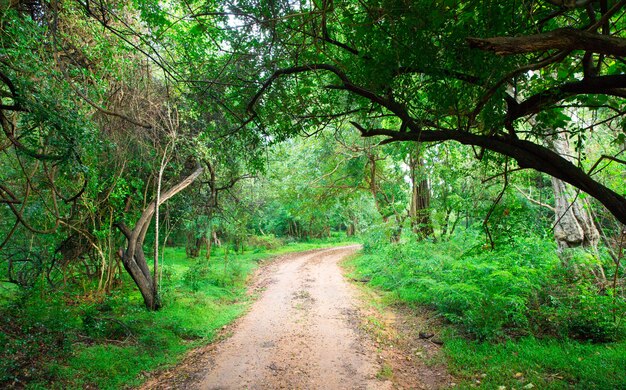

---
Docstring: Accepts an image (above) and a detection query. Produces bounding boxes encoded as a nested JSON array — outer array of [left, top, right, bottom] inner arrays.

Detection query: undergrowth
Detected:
[[349, 228, 626, 388], [356, 230, 625, 341], [0, 237, 354, 389], [446, 336, 626, 389]]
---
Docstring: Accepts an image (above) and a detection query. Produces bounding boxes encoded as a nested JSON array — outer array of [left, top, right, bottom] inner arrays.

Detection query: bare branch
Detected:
[[514, 184, 556, 212]]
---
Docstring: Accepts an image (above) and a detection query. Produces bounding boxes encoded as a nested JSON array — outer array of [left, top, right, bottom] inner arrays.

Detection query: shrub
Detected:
[[247, 234, 284, 250], [354, 231, 625, 341]]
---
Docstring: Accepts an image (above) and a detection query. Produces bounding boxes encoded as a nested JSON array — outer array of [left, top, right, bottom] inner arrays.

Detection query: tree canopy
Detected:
[[233, 0, 626, 223], [1, 0, 625, 308]]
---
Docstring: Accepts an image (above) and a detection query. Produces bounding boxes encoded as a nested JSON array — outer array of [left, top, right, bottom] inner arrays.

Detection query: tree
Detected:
[[234, 0, 626, 225], [547, 132, 600, 249], [117, 165, 203, 310], [0, 0, 238, 309], [407, 144, 433, 238], [0, 1, 158, 291]]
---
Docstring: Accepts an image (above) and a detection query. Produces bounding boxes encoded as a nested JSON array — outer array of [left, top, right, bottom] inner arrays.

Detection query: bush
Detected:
[[182, 257, 246, 291], [354, 231, 625, 341], [182, 260, 212, 292], [532, 270, 625, 342], [247, 235, 284, 250]]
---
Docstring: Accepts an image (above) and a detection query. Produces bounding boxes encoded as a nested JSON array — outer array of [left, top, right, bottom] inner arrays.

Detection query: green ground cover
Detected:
[[347, 232, 626, 389], [0, 237, 355, 389]]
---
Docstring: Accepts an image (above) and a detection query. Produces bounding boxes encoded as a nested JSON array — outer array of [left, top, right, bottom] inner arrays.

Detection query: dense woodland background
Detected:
[[1, 0, 625, 388]]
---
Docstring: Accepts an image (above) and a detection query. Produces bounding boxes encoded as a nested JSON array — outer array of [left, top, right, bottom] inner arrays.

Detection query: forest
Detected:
[[0, 0, 625, 388]]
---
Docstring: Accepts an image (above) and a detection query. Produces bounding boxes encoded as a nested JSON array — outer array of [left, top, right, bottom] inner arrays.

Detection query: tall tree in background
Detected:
[[547, 132, 600, 250], [407, 144, 433, 238]]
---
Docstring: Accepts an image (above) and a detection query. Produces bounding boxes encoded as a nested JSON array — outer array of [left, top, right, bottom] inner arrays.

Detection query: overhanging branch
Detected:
[[251, 63, 626, 226], [467, 28, 626, 57], [508, 74, 626, 121], [350, 123, 626, 225]]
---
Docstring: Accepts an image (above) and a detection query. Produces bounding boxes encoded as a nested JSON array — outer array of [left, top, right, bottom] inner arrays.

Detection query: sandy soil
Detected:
[[199, 245, 386, 390], [140, 246, 452, 390]]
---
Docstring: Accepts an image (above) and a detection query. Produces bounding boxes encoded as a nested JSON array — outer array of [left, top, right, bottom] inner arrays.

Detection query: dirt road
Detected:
[[199, 245, 388, 390], [141, 246, 452, 390]]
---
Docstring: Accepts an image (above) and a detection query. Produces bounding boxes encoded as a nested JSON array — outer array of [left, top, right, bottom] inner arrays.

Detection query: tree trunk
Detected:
[[205, 225, 213, 261], [408, 145, 433, 238], [346, 222, 355, 236], [547, 134, 599, 250], [185, 230, 201, 258], [366, 152, 405, 242], [117, 165, 203, 310], [212, 230, 221, 247]]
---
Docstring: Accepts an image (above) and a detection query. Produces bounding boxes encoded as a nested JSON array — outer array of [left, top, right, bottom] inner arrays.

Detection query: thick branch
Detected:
[[130, 164, 204, 243], [508, 74, 626, 121], [353, 124, 626, 225], [467, 28, 626, 57]]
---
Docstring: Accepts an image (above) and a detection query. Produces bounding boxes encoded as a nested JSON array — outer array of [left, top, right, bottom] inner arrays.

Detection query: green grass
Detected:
[[446, 337, 626, 389], [376, 363, 393, 380], [0, 237, 357, 389]]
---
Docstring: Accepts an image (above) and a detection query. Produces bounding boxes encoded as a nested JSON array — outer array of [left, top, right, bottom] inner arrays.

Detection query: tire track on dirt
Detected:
[[199, 245, 389, 390], [140, 246, 452, 390]]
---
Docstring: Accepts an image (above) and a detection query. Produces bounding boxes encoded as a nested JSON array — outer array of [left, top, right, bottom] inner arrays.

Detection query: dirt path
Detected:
[[141, 246, 452, 389], [199, 245, 387, 390]]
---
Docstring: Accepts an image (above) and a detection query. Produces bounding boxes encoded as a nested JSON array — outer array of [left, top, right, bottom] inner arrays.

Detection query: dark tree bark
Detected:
[[467, 28, 626, 57], [408, 145, 433, 238], [355, 126, 626, 226]]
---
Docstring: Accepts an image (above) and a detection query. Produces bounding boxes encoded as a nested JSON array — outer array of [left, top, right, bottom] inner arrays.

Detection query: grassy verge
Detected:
[[0, 237, 356, 389], [346, 235, 626, 389], [446, 337, 626, 389]]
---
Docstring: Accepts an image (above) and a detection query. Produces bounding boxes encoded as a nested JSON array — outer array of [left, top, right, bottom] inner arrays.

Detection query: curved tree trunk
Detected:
[[117, 165, 203, 310]]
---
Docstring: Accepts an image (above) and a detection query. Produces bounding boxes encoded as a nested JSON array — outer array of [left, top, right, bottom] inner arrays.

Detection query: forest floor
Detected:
[[140, 245, 453, 389]]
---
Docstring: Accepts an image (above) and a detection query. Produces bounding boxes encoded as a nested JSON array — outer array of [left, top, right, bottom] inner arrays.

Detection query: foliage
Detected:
[[232, 0, 626, 225], [353, 230, 625, 341], [1, 0, 626, 387], [248, 133, 383, 239], [350, 228, 626, 388], [0, 240, 351, 388]]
